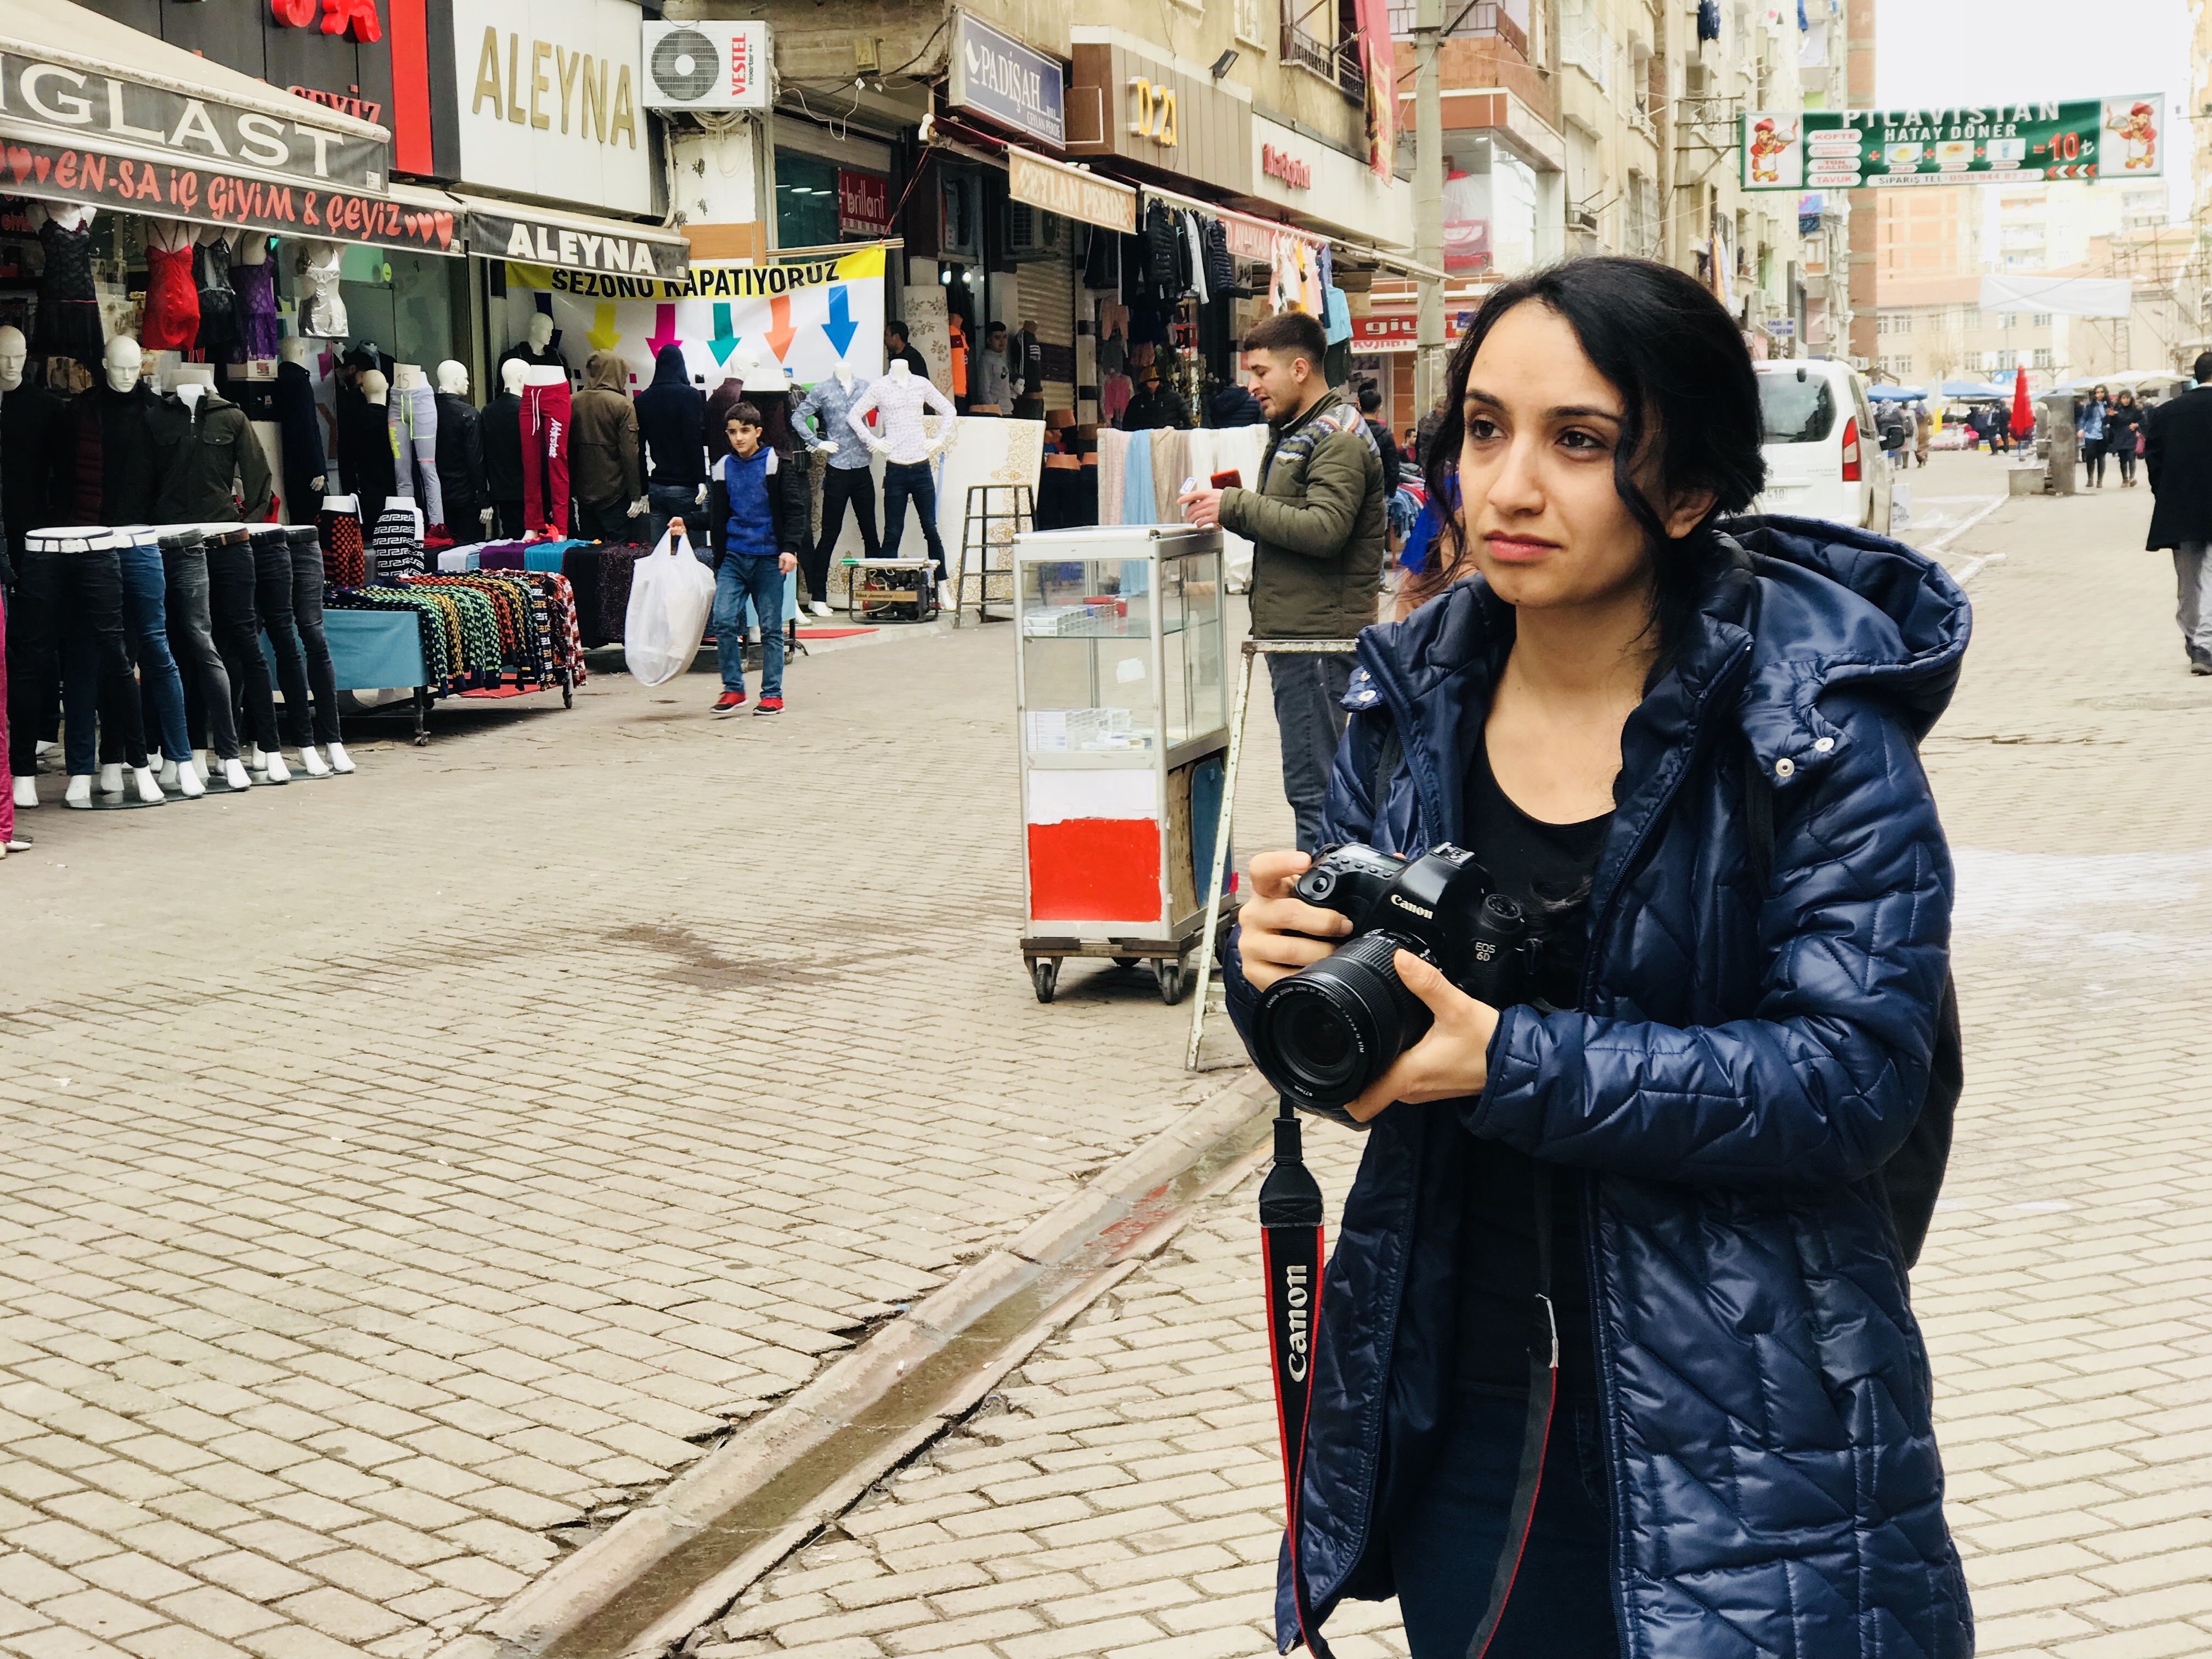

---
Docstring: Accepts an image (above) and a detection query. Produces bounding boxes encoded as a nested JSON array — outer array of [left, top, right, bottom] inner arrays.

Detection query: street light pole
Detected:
[[1414, 0, 1445, 417]]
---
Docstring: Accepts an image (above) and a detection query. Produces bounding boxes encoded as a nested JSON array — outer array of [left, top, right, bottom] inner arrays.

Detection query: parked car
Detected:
[[1751, 360, 1893, 535]]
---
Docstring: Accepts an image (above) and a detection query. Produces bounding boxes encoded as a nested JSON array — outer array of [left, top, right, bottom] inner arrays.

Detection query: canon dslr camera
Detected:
[[1250, 844, 1531, 1113]]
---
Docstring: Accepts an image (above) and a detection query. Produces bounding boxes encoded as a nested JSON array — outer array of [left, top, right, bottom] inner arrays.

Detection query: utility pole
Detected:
[[1414, 0, 1445, 418]]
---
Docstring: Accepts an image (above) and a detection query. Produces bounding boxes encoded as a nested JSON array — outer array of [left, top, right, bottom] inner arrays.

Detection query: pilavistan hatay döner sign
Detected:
[[1740, 96, 2164, 189]]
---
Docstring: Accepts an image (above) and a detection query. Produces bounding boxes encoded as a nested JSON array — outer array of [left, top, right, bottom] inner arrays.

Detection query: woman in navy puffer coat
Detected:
[[1223, 259, 1973, 1659]]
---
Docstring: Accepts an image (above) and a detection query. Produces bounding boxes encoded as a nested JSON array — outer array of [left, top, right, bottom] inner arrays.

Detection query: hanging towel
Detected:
[[1323, 285, 1353, 345], [1098, 428, 1128, 527], [1122, 427, 1155, 525], [1150, 428, 1189, 524]]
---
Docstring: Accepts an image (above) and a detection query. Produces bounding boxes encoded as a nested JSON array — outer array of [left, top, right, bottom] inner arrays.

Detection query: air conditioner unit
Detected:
[[1683, 61, 1712, 98], [1008, 201, 1061, 261], [1568, 205, 1600, 234], [642, 21, 771, 111]]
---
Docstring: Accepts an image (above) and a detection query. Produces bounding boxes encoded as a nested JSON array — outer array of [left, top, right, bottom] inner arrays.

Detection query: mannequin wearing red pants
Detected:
[[520, 366, 571, 535]]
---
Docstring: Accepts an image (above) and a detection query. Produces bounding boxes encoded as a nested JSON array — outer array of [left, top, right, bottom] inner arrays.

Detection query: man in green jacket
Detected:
[[1179, 312, 1385, 850]]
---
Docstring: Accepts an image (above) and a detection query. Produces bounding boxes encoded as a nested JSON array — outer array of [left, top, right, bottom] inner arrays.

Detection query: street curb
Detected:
[[431, 1069, 1277, 1659]]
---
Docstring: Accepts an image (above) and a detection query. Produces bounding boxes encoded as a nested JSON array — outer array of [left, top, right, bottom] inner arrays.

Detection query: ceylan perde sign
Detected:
[[1742, 96, 2165, 190], [947, 14, 1063, 148]]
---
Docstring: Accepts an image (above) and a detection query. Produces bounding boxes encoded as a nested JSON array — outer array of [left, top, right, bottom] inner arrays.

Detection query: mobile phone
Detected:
[[1211, 470, 1242, 489]]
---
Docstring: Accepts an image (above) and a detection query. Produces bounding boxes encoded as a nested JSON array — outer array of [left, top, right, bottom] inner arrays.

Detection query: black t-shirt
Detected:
[[1457, 737, 1611, 1400]]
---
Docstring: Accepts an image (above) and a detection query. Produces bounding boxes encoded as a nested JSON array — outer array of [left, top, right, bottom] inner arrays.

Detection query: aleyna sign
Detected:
[[947, 14, 1063, 148], [1741, 97, 2165, 190], [452, 0, 653, 214]]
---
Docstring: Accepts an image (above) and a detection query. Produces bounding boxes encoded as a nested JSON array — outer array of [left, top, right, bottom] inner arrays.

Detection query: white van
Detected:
[[1752, 360, 1893, 536]]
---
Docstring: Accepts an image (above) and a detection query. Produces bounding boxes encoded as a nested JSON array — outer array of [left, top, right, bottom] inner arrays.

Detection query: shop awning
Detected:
[[453, 193, 691, 284], [0, 0, 389, 195]]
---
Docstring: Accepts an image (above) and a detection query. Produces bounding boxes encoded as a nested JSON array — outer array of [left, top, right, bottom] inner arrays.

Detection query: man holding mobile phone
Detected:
[[1179, 313, 1386, 851]]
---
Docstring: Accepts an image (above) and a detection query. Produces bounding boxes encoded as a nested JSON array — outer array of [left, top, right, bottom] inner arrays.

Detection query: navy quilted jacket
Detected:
[[1225, 518, 1974, 1658]]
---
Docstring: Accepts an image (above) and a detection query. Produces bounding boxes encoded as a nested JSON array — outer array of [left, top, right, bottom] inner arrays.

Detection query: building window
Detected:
[[1995, 349, 2017, 370], [2032, 312, 2051, 328], [2033, 348, 2053, 369], [774, 149, 840, 248], [1236, 0, 1267, 46], [1558, 0, 1606, 86], [1626, 173, 1659, 259], [1999, 312, 2019, 329], [1282, 0, 1365, 95]]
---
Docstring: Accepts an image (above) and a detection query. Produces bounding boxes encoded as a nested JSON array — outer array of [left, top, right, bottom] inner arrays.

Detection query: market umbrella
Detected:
[[1941, 380, 2004, 399], [1867, 385, 1927, 402], [2010, 370, 2034, 438]]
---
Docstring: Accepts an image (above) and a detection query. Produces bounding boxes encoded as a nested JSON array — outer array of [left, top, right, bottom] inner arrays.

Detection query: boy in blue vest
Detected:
[[696, 403, 805, 716]]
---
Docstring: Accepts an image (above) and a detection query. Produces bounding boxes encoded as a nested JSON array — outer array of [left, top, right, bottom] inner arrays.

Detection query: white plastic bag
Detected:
[[624, 527, 716, 686]]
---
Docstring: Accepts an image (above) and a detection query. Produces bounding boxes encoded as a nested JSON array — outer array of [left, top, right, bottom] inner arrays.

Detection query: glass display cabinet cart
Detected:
[[1013, 526, 1238, 1003]]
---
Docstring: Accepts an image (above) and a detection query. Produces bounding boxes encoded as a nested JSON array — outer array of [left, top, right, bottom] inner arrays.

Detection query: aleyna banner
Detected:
[[1741, 97, 2165, 191], [503, 246, 887, 390]]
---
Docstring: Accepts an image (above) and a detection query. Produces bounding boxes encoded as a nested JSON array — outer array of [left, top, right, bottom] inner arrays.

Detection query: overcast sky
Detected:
[[1875, 0, 2196, 218]]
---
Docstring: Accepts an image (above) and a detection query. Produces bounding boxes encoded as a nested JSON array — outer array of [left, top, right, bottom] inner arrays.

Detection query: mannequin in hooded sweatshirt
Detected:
[[434, 360, 488, 538], [635, 343, 707, 547], [484, 359, 527, 539], [571, 349, 643, 541]]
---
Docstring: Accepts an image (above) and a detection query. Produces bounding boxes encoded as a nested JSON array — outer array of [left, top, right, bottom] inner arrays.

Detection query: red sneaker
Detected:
[[753, 696, 785, 716], [713, 691, 747, 715]]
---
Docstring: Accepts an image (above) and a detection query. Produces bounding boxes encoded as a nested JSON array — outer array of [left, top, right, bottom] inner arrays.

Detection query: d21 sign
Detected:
[[1741, 97, 2164, 190]]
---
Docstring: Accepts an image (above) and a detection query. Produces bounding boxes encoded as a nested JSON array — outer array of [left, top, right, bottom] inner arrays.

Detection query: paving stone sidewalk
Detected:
[[0, 616, 1296, 1659], [691, 458, 2212, 1659]]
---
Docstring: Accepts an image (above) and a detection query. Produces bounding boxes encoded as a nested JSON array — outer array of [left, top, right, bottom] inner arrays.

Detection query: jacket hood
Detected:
[[1351, 516, 1970, 814], [157, 388, 238, 416], [583, 351, 627, 394], [648, 344, 690, 389]]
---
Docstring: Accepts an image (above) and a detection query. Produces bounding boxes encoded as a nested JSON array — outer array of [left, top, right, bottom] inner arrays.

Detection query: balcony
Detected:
[[1284, 0, 1366, 98], [1384, 0, 1528, 57]]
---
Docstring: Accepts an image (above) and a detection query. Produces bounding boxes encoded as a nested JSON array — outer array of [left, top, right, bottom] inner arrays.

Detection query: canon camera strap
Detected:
[[1262, 1107, 1559, 1659], [1260, 1102, 1335, 1659]]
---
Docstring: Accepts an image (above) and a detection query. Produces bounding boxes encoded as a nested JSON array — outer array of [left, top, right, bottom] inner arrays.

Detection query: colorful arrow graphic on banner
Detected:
[[585, 303, 621, 351], [646, 304, 681, 358], [821, 285, 857, 358], [708, 303, 740, 365], [763, 295, 798, 362]]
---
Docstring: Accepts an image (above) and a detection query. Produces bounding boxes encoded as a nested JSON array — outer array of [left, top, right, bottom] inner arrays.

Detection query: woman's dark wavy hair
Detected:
[[1416, 257, 1767, 662]]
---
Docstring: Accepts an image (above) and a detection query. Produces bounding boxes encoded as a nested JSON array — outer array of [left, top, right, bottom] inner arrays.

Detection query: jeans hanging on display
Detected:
[[880, 461, 947, 576], [521, 376, 572, 535], [22, 530, 148, 775], [116, 534, 192, 765], [816, 465, 882, 567], [251, 530, 318, 751], [159, 531, 240, 761], [0, 592, 12, 844], [285, 527, 342, 747], [204, 528, 281, 754]]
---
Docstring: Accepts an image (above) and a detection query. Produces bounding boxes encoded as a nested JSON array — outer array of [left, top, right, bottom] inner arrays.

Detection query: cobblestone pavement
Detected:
[[0, 612, 1296, 1659], [693, 455, 2212, 1659]]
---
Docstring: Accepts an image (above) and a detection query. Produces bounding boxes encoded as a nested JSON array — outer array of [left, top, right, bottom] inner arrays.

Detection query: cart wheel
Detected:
[[1154, 958, 1187, 1005], [1113, 956, 1140, 969], [1031, 958, 1060, 1003]]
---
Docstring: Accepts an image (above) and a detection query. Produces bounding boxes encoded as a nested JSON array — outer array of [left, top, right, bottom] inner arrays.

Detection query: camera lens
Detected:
[[1252, 933, 1430, 1110]]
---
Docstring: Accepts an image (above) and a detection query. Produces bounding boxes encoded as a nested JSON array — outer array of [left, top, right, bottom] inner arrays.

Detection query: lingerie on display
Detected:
[[35, 216, 104, 358]]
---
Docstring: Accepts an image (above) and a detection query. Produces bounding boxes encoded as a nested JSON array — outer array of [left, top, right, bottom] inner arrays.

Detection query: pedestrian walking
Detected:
[[1358, 384, 1403, 493], [702, 403, 806, 716], [2145, 351, 2212, 674], [1223, 256, 1971, 1659], [2079, 385, 2111, 487], [1175, 311, 1386, 851], [2108, 389, 2145, 486], [1877, 398, 1910, 469], [1914, 399, 1932, 467], [1989, 402, 2012, 454], [571, 351, 641, 542]]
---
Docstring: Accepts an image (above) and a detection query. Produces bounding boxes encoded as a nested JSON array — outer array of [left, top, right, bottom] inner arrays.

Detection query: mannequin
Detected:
[[64, 337, 163, 524], [276, 523, 349, 776], [274, 337, 329, 524], [25, 526, 162, 808], [518, 363, 571, 535], [194, 227, 240, 360], [29, 205, 101, 362], [149, 526, 251, 794], [298, 242, 347, 338], [2, 325, 65, 810], [571, 349, 643, 542], [434, 360, 488, 538], [485, 359, 526, 538], [792, 361, 878, 610], [198, 522, 288, 783], [388, 364, 446, 532], [234, 235, 280, 361], [153, 363, 274, 523], [340, 368, 397, 524], [848, 359, 957, 597], [499, 311, 567, 376], [94, 504, 196, 798], [142, 219, 201, 355]]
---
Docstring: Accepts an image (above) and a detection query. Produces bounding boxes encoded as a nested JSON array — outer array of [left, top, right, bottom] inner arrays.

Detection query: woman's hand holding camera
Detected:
[[1242, 850, 1502, 1123]]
